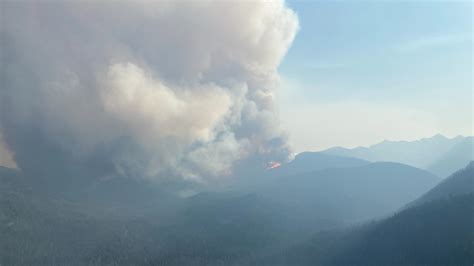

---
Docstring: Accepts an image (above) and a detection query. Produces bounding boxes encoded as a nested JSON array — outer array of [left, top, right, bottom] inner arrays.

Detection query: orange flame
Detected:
[[266, 161, 281, 170]]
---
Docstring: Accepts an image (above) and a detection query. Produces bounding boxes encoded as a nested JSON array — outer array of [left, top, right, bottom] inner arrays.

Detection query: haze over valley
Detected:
[[0, 0, 472, 265]]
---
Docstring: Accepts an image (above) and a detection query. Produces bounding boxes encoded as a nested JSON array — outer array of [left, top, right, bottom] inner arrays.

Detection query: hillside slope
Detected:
[[271, 193, 473, 266], [257, 162, 439, 224], [270, 162, 474, 266], [427, 137, 474, 177], [411, 161, 474, 207]]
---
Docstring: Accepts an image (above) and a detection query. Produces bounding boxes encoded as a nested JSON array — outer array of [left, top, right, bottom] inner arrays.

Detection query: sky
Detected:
[[278, 0, 473, 152], [0, 0, 472, 176]]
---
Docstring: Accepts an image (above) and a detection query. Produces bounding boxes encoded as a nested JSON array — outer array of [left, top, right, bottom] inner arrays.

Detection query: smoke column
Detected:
[[0, 0, 299, 182]]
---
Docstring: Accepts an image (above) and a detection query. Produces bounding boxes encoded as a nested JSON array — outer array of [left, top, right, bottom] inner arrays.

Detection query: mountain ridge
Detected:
[[322, 134, 473, 177]]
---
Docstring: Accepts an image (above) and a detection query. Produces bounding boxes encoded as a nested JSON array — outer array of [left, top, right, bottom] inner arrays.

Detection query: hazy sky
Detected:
[[278, 0, 473, 152], [0, 0, 472, 172]]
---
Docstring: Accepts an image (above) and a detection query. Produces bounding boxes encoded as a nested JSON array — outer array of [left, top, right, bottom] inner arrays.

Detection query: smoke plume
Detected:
[[0, 0, 299, 182]]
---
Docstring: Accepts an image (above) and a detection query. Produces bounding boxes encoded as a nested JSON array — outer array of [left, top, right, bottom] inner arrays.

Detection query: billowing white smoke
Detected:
[[0, 0, 298, 181], [0, 131, 16, 169]]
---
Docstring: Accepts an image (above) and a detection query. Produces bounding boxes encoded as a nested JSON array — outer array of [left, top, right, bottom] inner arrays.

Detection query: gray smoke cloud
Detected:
[[0, 131, 16, 169], [0, 0, 299, 182]]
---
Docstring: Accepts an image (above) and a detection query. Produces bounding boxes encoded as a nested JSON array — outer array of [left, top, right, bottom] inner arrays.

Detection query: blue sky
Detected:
[[278, 0, 473, 152]]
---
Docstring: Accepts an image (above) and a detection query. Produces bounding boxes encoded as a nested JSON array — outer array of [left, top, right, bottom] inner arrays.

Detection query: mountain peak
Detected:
[[431, 133, 447, 140], [466, 161, 474, 169]]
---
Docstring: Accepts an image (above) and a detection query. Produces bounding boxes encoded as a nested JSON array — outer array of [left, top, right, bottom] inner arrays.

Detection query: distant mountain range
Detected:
[[0, 138, 471, 265], [322, 134, 473, 177], [268, 152, 369, 177]]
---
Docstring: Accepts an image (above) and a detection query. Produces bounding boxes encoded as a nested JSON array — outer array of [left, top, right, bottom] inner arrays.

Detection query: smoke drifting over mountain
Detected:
[[0, 1, 299, 181]]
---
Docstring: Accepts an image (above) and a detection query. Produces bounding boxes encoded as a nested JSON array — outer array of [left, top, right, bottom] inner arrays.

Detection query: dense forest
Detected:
[[1, 161, 473, 265]]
